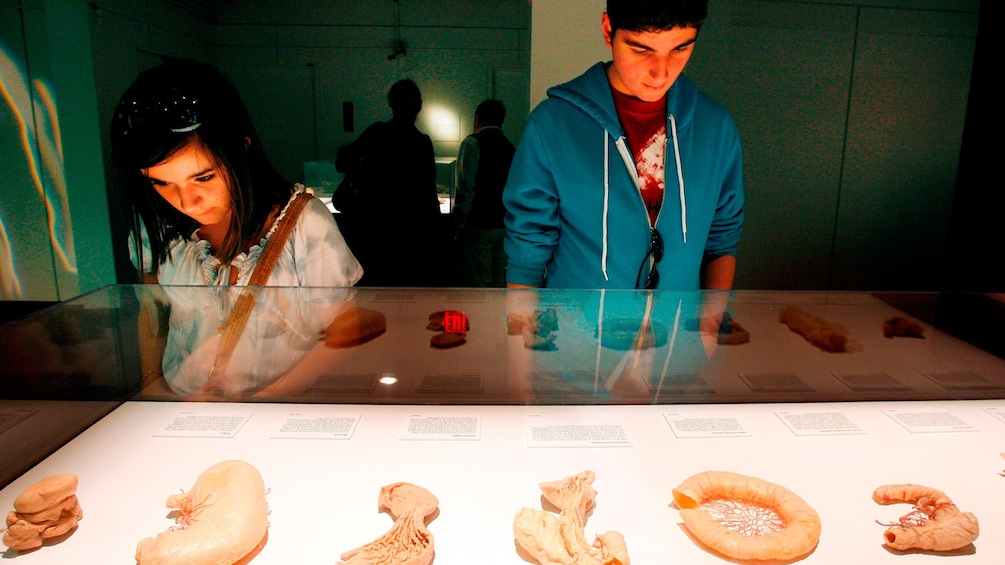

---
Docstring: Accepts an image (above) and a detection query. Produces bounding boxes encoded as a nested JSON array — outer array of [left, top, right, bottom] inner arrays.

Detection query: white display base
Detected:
[[2, 400, 1003, 564]]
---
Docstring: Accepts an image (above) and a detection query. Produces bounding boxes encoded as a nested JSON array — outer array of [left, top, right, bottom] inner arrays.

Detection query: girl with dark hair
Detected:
[[113, 59, 366, 397], [112, 58, 361, 287]]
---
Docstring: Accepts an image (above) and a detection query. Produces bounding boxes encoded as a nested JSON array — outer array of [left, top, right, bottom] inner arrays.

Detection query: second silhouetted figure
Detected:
[[336, 79, 442, 287]]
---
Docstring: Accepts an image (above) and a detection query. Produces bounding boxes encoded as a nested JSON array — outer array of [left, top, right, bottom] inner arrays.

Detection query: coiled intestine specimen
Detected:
[[338, 482, 438, 565], [2, 474, 83, 552], [671, 470, 821, 562], [135, 460, 269, 565], [513, 470, 630, 565], [873, 483, 979, 552]]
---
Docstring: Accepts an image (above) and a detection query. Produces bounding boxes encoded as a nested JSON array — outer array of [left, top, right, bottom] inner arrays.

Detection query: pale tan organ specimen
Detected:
[[873, 483, 979, 552], [338, 482, 438, 565], [324, 307, 387, 348], [2, 474, 83, 552], [778, 305, 850, 353], [882, 317, 925, 339], [671, 470, 821, 562], [513, 470, 630, 565], [507, 308, 559, 350], [135, 460, 269, 565], [717, 315, 751, 345]]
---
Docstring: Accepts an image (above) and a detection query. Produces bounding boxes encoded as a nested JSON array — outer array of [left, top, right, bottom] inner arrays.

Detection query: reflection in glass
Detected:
[[140, 285, 358, 398], [4, 286, 1004, 406], [506, 289, 729, 404]]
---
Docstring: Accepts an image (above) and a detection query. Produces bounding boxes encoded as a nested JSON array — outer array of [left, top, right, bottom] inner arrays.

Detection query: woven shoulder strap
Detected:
[[249, 191, 314, 285], [207, 192, 314, 386]]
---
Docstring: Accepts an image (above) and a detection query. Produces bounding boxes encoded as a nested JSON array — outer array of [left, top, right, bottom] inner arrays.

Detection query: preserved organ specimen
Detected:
[[507, 309, 559, 350], [873, 483, 979, 552], [338, 482, 438, 565], [513, 470, 629, 565], [778, 305, 849, 353], [882, 317, 925, 339], [135, 460, 269, 565], [672, 470, 821, 562], [2, 474, 82, 552], [324, 307, 387, 348]]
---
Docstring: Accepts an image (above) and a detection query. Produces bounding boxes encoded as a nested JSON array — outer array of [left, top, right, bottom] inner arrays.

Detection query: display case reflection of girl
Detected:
[[112, 58, 362, 287], [111, 59, 363, 397]]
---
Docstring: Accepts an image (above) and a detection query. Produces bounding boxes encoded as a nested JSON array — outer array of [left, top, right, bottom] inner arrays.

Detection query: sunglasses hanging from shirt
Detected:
[[637, 228, 664, 289]]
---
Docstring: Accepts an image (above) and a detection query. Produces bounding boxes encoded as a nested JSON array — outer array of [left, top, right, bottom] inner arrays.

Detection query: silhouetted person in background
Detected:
[[335, 79, 441, 286], [453, 100, 515, 287]]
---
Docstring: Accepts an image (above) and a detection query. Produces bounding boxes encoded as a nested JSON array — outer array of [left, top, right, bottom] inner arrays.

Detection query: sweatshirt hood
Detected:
[[546, 62, 698, 285], [546, 62, 701, 137]]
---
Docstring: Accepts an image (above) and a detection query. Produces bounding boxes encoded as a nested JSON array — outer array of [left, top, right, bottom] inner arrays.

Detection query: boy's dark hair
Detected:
[[607, 0, 708, 35], [111, 58, 291, 273], [475, 99, 506, 128], [388, 79, 423, 121]]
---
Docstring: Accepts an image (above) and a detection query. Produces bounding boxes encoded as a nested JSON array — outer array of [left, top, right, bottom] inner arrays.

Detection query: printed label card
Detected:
[[154, 411, 252, 438], [525, 414, 631, 448], [271, 412, 361, 439], [665, 412, 750, 439], [775, 410, 865, 436], [400, 414, 481, 441], [882, 408, 978, 433]]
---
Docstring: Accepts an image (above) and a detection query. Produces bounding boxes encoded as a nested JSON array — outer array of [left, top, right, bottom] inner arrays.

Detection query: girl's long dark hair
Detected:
[[111, 58, 292, 277]]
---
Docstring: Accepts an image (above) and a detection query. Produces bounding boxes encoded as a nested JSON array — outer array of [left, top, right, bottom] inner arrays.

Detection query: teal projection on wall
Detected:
[[1, 31, 68, 300], [1, 2, 116, 302]]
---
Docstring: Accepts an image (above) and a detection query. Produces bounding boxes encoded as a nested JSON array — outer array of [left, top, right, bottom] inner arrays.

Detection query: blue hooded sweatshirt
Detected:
[[503, 62, 744, 290]]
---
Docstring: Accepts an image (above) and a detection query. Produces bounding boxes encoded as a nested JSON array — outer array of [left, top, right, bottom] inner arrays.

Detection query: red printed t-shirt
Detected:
[[611, 88, 667, 227]]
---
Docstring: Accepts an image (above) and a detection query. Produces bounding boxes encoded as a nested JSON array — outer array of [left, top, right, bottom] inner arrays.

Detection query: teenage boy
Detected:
[[503, 0, 743, 290]]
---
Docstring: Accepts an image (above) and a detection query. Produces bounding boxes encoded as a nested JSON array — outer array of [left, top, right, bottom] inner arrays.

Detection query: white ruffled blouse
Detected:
[[133, 186, 363, 395], [143, 185, 362, 287]]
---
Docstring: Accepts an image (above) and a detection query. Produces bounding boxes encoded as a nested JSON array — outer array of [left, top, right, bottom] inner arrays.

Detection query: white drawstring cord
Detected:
[[669, 114, 687, 243], [601, 132, 610, 281]]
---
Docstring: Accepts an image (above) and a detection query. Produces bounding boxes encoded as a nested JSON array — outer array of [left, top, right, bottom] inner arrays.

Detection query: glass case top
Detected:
[[2, 285, 1004, 405]]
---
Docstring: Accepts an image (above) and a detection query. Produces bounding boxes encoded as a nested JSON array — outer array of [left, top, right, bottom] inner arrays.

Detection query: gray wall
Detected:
[[88, 0, 530, 183], [0, 0, 990, 300]]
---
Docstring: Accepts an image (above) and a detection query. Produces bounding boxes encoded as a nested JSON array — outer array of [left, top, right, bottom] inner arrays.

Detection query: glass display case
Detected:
[[1, 285, 1003, 563]]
